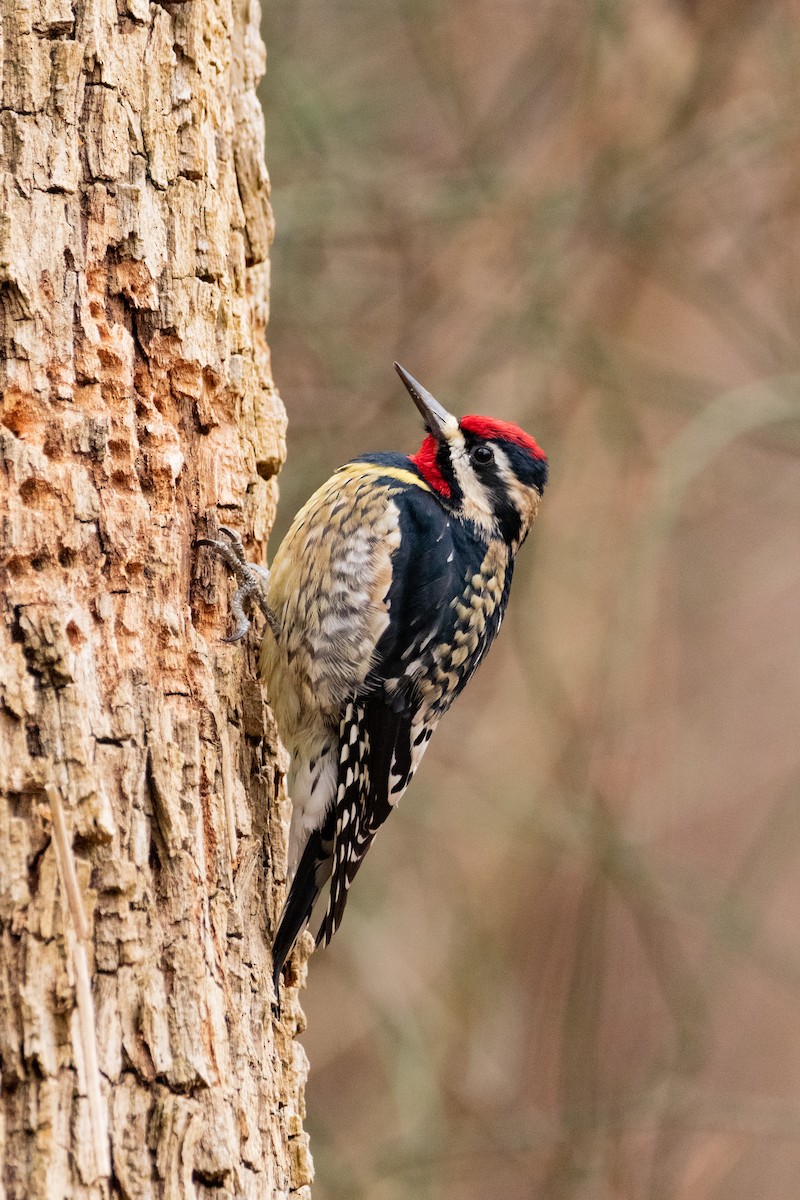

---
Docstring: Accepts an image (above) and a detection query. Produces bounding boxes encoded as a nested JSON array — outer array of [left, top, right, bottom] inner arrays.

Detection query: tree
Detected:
[[0, 0, 313, 1194]]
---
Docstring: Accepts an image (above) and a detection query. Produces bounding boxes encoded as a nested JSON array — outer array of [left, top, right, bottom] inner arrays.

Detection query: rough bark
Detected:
[[0, 0, 313, 1194]]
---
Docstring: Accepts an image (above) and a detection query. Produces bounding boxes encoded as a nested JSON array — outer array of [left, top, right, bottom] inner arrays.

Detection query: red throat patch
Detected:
[[459, 415, 547, 460], [409, 435, 450, 497]]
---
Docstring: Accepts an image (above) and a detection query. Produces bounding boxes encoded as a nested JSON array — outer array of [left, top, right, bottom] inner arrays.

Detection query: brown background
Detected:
[[259, 2, 800, 1196]]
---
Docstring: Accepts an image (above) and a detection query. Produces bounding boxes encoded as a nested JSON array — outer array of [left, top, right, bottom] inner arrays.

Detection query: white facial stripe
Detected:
[[491, 445, 515, 489], [492, 444, 540, 543], [446, 430, 497, 534]]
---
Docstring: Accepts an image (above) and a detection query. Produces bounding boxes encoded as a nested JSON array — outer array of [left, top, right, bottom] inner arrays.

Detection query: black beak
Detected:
[[394, 363, 455, 441]]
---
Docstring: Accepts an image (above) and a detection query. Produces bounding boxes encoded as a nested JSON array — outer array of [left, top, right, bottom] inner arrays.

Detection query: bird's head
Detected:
[[396, 362, 548, 547]]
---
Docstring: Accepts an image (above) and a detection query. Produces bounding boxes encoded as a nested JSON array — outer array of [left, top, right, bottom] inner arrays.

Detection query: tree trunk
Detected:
[[0, 0, 313, 1194]]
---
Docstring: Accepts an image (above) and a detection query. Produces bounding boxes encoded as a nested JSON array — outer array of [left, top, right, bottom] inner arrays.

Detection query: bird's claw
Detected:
[[197, 526, 279, 642]]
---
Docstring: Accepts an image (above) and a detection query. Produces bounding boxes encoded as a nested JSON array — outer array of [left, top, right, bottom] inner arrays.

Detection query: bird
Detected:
[[199, 363, 548, 1004]]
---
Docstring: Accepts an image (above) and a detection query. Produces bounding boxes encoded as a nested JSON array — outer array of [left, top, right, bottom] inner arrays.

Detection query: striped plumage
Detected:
[[202, 365, 548, 1002]]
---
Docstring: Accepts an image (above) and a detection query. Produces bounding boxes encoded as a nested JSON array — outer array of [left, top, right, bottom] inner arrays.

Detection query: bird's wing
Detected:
[[317, 697, 411, 946]]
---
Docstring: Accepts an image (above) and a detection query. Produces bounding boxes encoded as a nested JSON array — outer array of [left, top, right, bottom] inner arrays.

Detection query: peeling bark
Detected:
[[0, 0, 313, 1194]]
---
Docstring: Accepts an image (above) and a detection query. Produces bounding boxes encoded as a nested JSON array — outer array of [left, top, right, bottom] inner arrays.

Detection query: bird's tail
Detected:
[[271, 824, 332, 1003]]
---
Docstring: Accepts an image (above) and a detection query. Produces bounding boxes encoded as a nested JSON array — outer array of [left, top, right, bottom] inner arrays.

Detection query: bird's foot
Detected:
[[197, 525, 279, 642]]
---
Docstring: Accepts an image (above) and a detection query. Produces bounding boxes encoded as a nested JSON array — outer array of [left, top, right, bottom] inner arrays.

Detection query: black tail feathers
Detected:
[[271, 826, 330, 1004]]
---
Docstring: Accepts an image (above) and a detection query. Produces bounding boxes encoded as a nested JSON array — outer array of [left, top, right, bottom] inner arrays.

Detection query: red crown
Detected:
[[459, 415, 547, 460]]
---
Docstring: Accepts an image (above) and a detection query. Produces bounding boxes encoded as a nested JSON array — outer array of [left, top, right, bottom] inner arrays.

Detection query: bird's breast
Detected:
[[417, 538, 510, 714]]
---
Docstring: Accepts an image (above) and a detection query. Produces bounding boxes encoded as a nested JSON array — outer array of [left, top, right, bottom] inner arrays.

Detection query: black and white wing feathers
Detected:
[[318, 483, 464, 944]]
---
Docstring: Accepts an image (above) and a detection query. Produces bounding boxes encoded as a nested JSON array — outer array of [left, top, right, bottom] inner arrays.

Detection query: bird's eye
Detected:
[[471, 445, 494, 466]]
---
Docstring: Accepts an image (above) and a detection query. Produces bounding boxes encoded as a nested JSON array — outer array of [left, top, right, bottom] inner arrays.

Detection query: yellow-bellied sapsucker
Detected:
[[200, 364, 548, 1002]]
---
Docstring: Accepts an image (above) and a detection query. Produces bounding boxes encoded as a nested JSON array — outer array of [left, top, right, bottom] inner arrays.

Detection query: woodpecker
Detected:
[[199, 364, 547, 1003]]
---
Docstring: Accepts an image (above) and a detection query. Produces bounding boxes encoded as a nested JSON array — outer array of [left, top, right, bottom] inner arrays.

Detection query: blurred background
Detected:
[[258, 1, 800, 1196]]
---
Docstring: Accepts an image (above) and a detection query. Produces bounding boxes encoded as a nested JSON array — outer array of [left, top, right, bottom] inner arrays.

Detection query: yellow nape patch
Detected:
[[335, 462, 432, 493]]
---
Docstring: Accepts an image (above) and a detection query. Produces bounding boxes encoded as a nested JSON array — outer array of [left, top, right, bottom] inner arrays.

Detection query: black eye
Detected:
[[471, 444, 493, 466]]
